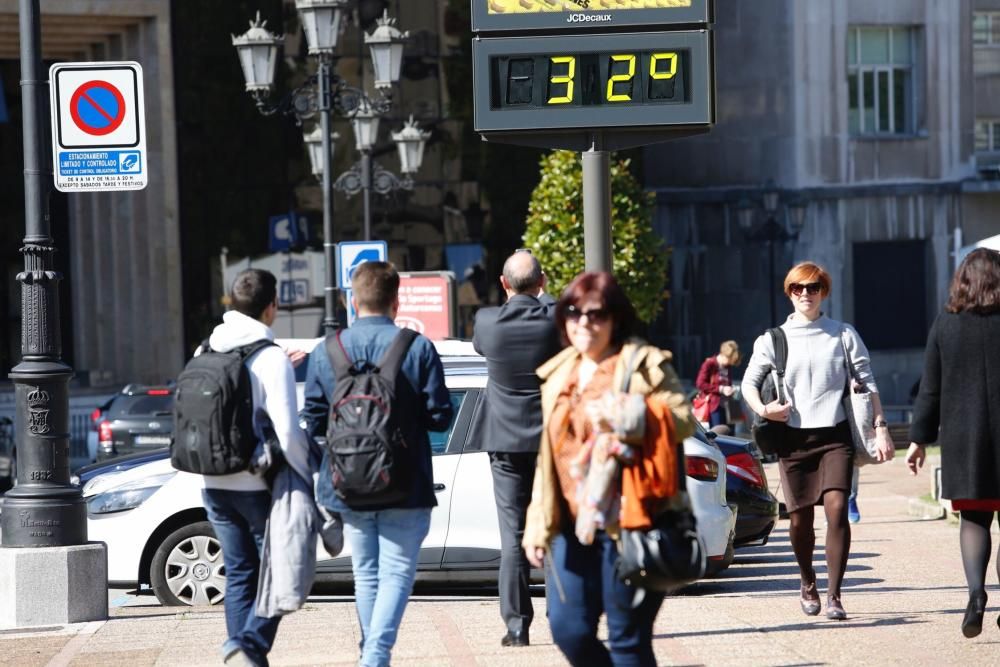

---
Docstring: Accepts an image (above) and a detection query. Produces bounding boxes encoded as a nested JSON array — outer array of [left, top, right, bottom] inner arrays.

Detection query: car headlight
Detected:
[[86, 471, 176, 515]]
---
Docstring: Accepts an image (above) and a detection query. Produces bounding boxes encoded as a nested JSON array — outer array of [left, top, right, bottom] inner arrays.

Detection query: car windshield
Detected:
[[107, 394, 174, 418]]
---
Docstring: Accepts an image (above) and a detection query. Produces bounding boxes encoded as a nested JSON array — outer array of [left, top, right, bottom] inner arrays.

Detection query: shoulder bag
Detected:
[[750, 327, 789, 456], [840, 329, 880, 466], [614, 346, 706, 598]]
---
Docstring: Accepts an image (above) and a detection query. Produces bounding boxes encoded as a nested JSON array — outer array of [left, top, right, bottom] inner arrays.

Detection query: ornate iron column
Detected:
[[0, 0, 87, 547]]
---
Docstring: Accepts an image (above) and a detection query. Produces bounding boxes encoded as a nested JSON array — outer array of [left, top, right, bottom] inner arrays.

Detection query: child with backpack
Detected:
[[300, 261, 453, 667]]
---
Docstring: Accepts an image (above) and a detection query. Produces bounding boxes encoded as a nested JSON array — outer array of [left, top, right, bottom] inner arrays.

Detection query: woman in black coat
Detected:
[[907, 247, 1000, 639]]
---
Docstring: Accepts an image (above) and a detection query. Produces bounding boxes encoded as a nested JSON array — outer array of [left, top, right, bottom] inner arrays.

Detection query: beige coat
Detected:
[[522, 338, 697, 550]]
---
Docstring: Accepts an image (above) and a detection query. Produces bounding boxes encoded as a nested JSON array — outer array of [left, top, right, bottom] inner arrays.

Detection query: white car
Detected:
[[82, 339, 735, 605]]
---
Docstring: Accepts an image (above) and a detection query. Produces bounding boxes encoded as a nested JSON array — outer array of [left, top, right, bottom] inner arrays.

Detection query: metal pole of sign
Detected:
[[1, 0, 87, 546], [319, 57, 338, 335], [582, 145, 613, 274], [361, 150, 373, 241]]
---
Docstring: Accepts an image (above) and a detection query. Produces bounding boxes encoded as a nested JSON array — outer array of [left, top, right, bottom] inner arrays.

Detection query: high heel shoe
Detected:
[[961, 591, 987, 638], [826, 595, 847, 620], [800, 581, 821, 616]]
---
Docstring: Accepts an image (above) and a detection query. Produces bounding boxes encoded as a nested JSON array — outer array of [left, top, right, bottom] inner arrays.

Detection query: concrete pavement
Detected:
[[1, 455, 998, 666]]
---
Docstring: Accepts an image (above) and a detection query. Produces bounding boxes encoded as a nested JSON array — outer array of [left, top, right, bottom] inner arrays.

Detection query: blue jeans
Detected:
[[342, 507, 432, 667], [547, 530, 663, 667], [201, 489, 281, 667]]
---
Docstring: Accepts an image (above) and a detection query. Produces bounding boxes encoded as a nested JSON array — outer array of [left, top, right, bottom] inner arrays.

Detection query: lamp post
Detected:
[[231, 5, 428, 333], [737, 180, 808, 327]]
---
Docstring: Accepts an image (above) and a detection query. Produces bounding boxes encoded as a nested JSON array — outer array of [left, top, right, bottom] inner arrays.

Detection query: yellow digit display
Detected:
[[606, 54, 636, 102], [547, 56, 576, 104], [651, 52, 677, 79]]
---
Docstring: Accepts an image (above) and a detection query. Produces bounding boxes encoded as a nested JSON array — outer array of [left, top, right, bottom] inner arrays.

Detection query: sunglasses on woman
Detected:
[[789, 282, 822, 296], [565, 305, 611, 323]]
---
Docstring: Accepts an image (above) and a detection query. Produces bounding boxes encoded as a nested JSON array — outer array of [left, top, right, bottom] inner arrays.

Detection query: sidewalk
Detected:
[[2, 455, 999, 666]]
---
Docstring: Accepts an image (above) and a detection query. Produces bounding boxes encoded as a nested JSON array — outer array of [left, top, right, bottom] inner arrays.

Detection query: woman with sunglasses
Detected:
[[906, 248, 1000, 638], [522, 271, 696, 667], [742, 261, 895, 621]]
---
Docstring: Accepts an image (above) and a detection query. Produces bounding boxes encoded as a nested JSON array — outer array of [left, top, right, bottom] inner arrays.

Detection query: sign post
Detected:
[[49, 61, 147, 192]]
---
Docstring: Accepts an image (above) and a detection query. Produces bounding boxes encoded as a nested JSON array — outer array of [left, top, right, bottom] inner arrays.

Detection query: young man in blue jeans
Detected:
[[197, 269, 310, 667], [301, 261, 453, 667]]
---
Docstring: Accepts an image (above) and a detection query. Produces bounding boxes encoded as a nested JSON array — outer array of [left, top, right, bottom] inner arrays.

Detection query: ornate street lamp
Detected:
[[366, 11, 409, 88], [231, 13, 282, 94], [392, 115, 431, 174], [303, 125, 339, 178], [295, 0, 350, 54], [351, 98, 380, 151]]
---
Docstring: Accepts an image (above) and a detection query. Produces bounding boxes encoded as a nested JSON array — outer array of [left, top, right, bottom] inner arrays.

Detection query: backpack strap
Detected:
[[325, 330, 355, 379], [236, 339, 276, 361], [767, 327, 788, 404], [375, 329, 418, 381]]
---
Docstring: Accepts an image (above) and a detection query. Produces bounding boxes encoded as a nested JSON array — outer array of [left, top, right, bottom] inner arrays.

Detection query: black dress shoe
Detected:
[[501, 630, 529, 647], [826, 595, 847, 621], [961, 591, 988, 638], [800, 581, 821, 616]]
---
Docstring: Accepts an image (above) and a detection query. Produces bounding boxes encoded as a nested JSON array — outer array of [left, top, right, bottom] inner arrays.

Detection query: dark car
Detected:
[[697, 424, 779, 547], [96, 384, 175, 462]]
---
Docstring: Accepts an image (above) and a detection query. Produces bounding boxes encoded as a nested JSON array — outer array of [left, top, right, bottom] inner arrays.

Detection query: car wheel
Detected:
[[150, 521, 226, 606], [704, 534, 736, 577]]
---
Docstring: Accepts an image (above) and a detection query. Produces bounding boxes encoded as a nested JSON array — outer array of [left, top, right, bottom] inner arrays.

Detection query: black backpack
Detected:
[[171, 339, 275, 475], [750, 327, 788, 456], [325, 328, 417, 509]]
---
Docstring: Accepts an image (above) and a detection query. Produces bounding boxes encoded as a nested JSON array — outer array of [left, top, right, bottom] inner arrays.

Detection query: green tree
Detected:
[[522, 150, 668, 322]]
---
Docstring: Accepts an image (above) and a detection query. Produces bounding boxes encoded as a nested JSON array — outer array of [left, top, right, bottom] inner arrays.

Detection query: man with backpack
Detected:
[[172, 269, 309, 667], [301, 261, 453, 667]]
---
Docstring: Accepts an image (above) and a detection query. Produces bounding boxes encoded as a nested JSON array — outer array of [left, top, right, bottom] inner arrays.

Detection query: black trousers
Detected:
[[489, 451, 538, 635]]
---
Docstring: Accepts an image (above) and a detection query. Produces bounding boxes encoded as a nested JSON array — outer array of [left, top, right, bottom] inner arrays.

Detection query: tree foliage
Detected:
[[522, 150, 668, 322]]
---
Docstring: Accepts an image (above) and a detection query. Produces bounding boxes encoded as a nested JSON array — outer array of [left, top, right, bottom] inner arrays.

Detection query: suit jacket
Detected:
[[473, 293, 562, 453]]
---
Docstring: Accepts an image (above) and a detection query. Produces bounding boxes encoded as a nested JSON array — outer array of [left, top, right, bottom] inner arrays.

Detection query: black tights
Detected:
[[959, 510, 1000, 597], [788, 490, 851, 598]]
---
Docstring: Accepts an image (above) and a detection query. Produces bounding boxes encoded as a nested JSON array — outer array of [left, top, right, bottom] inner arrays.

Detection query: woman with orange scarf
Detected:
[[522, 272, 696, 667]]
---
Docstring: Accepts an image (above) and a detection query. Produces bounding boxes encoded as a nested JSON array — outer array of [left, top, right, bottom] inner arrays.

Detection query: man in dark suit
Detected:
[[473, 250, 562, 648]]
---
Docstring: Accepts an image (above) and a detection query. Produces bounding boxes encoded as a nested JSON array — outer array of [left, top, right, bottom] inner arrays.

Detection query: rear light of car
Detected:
[[146, 389, 170, 396], [726, 452, 766, 488], [98, 421, 113, 452], [686, 456, 719, 482]]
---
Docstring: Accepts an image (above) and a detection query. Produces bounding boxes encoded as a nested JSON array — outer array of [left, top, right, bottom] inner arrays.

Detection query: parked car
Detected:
[[700, 424, 779, 547], [95, 385, 175, 462], [82, 339, 736, 606], [86, 396, 115, 464]]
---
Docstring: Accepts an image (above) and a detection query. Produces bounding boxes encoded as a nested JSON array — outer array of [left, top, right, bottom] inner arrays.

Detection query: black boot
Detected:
[[961, 590, 988, 638]]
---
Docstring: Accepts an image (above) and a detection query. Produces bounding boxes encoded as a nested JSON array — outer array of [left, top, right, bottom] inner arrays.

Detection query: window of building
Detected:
[[852, 240, 928, 350], [973, 12, 1000, 45], [975, 118, 1000, 152], [847, 26, 916, 136]]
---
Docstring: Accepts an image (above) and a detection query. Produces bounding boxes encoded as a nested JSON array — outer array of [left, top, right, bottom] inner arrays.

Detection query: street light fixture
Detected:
[[392, 115, 431, 174], [232, 6, 424, 333], [737, 182, 809, 327]]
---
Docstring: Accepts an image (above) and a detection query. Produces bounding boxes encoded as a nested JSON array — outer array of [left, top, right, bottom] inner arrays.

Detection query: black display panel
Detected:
[[472, 0, 711, 33]]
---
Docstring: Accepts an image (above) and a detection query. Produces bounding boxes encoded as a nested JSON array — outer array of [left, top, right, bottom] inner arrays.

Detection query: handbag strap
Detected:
[[839, 327, 866, 390], [620, 345, 643, 394], [767, 327, 788, 404]]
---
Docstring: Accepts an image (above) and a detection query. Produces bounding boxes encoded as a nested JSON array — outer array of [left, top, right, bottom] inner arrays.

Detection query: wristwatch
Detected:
[[873, 419, 888, 429]]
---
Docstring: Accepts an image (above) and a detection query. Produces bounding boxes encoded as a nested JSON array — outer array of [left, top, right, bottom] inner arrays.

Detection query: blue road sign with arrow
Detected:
[[337, 241, 388, 289]]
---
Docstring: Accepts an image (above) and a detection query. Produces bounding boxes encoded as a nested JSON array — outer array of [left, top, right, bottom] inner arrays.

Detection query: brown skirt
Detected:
[[778, 421, 854, 513]]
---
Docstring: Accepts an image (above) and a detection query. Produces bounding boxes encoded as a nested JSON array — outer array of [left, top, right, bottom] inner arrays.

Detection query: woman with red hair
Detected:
[[742, 261, 895, 621], [907, 248, 1000, 638]]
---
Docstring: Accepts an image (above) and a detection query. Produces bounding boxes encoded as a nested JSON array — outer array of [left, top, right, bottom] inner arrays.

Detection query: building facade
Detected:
[[648, 0, 999, 404]]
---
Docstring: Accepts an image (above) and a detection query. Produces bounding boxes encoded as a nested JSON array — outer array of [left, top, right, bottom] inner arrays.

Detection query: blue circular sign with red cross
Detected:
[[68, 80, 126, 136]]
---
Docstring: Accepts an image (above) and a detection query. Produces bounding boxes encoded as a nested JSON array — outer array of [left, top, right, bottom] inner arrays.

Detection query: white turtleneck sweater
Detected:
[[741, 314, 878, 429]]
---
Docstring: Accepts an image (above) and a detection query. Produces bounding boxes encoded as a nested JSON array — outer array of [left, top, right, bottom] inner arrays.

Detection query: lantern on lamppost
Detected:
[[365, 10, 409, 89], [392, 115, 431, 175], [231, 12, 283, 94], [295, 0, 350, 55]]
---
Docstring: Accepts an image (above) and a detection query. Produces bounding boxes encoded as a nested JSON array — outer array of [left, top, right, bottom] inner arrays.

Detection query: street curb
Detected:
[[907, 497, 945, 520]]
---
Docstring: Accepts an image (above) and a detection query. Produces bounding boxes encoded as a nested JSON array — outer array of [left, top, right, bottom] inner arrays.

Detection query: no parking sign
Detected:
[[49, 61, 147, 192]]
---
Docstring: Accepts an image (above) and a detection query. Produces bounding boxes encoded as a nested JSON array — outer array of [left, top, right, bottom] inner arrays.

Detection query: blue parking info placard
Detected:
[[49, 61, 148, 192]]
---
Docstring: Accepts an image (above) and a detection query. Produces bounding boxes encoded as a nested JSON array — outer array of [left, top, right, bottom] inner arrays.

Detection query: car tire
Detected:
[[150, 521, 226, 607], [704, 534, 736, 577]]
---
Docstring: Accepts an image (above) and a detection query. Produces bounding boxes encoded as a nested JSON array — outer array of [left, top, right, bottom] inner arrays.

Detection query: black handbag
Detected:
[[614, 346, 706, 597], [750, 327, 789, 456]]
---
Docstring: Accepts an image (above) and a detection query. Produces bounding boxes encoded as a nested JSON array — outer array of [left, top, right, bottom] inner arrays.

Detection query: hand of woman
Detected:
[[874, 427, 895, 462], [720, 386, 735, 397], [525, 546, 545, 569], [905, 443, 926, 475], [760, 400, 791, 422]]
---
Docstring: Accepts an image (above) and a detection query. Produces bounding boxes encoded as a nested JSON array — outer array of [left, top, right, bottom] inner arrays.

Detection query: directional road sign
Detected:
[[49, 61, 147, 192], [337, 241, 388, 289]]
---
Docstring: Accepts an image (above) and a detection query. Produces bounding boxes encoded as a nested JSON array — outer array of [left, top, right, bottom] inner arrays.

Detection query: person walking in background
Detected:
[[300, 261, 454, 667], [742, 262, 894, 621], [693, 340, 741, 429], [906, 248, 1000, 639], [522, 271, 696, 667], [472, 250, 562, 647]]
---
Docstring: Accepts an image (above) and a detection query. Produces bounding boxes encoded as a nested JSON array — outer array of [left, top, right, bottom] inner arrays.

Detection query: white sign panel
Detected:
[[337, 241, 388, 289], [49, 61, 147, 192]]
